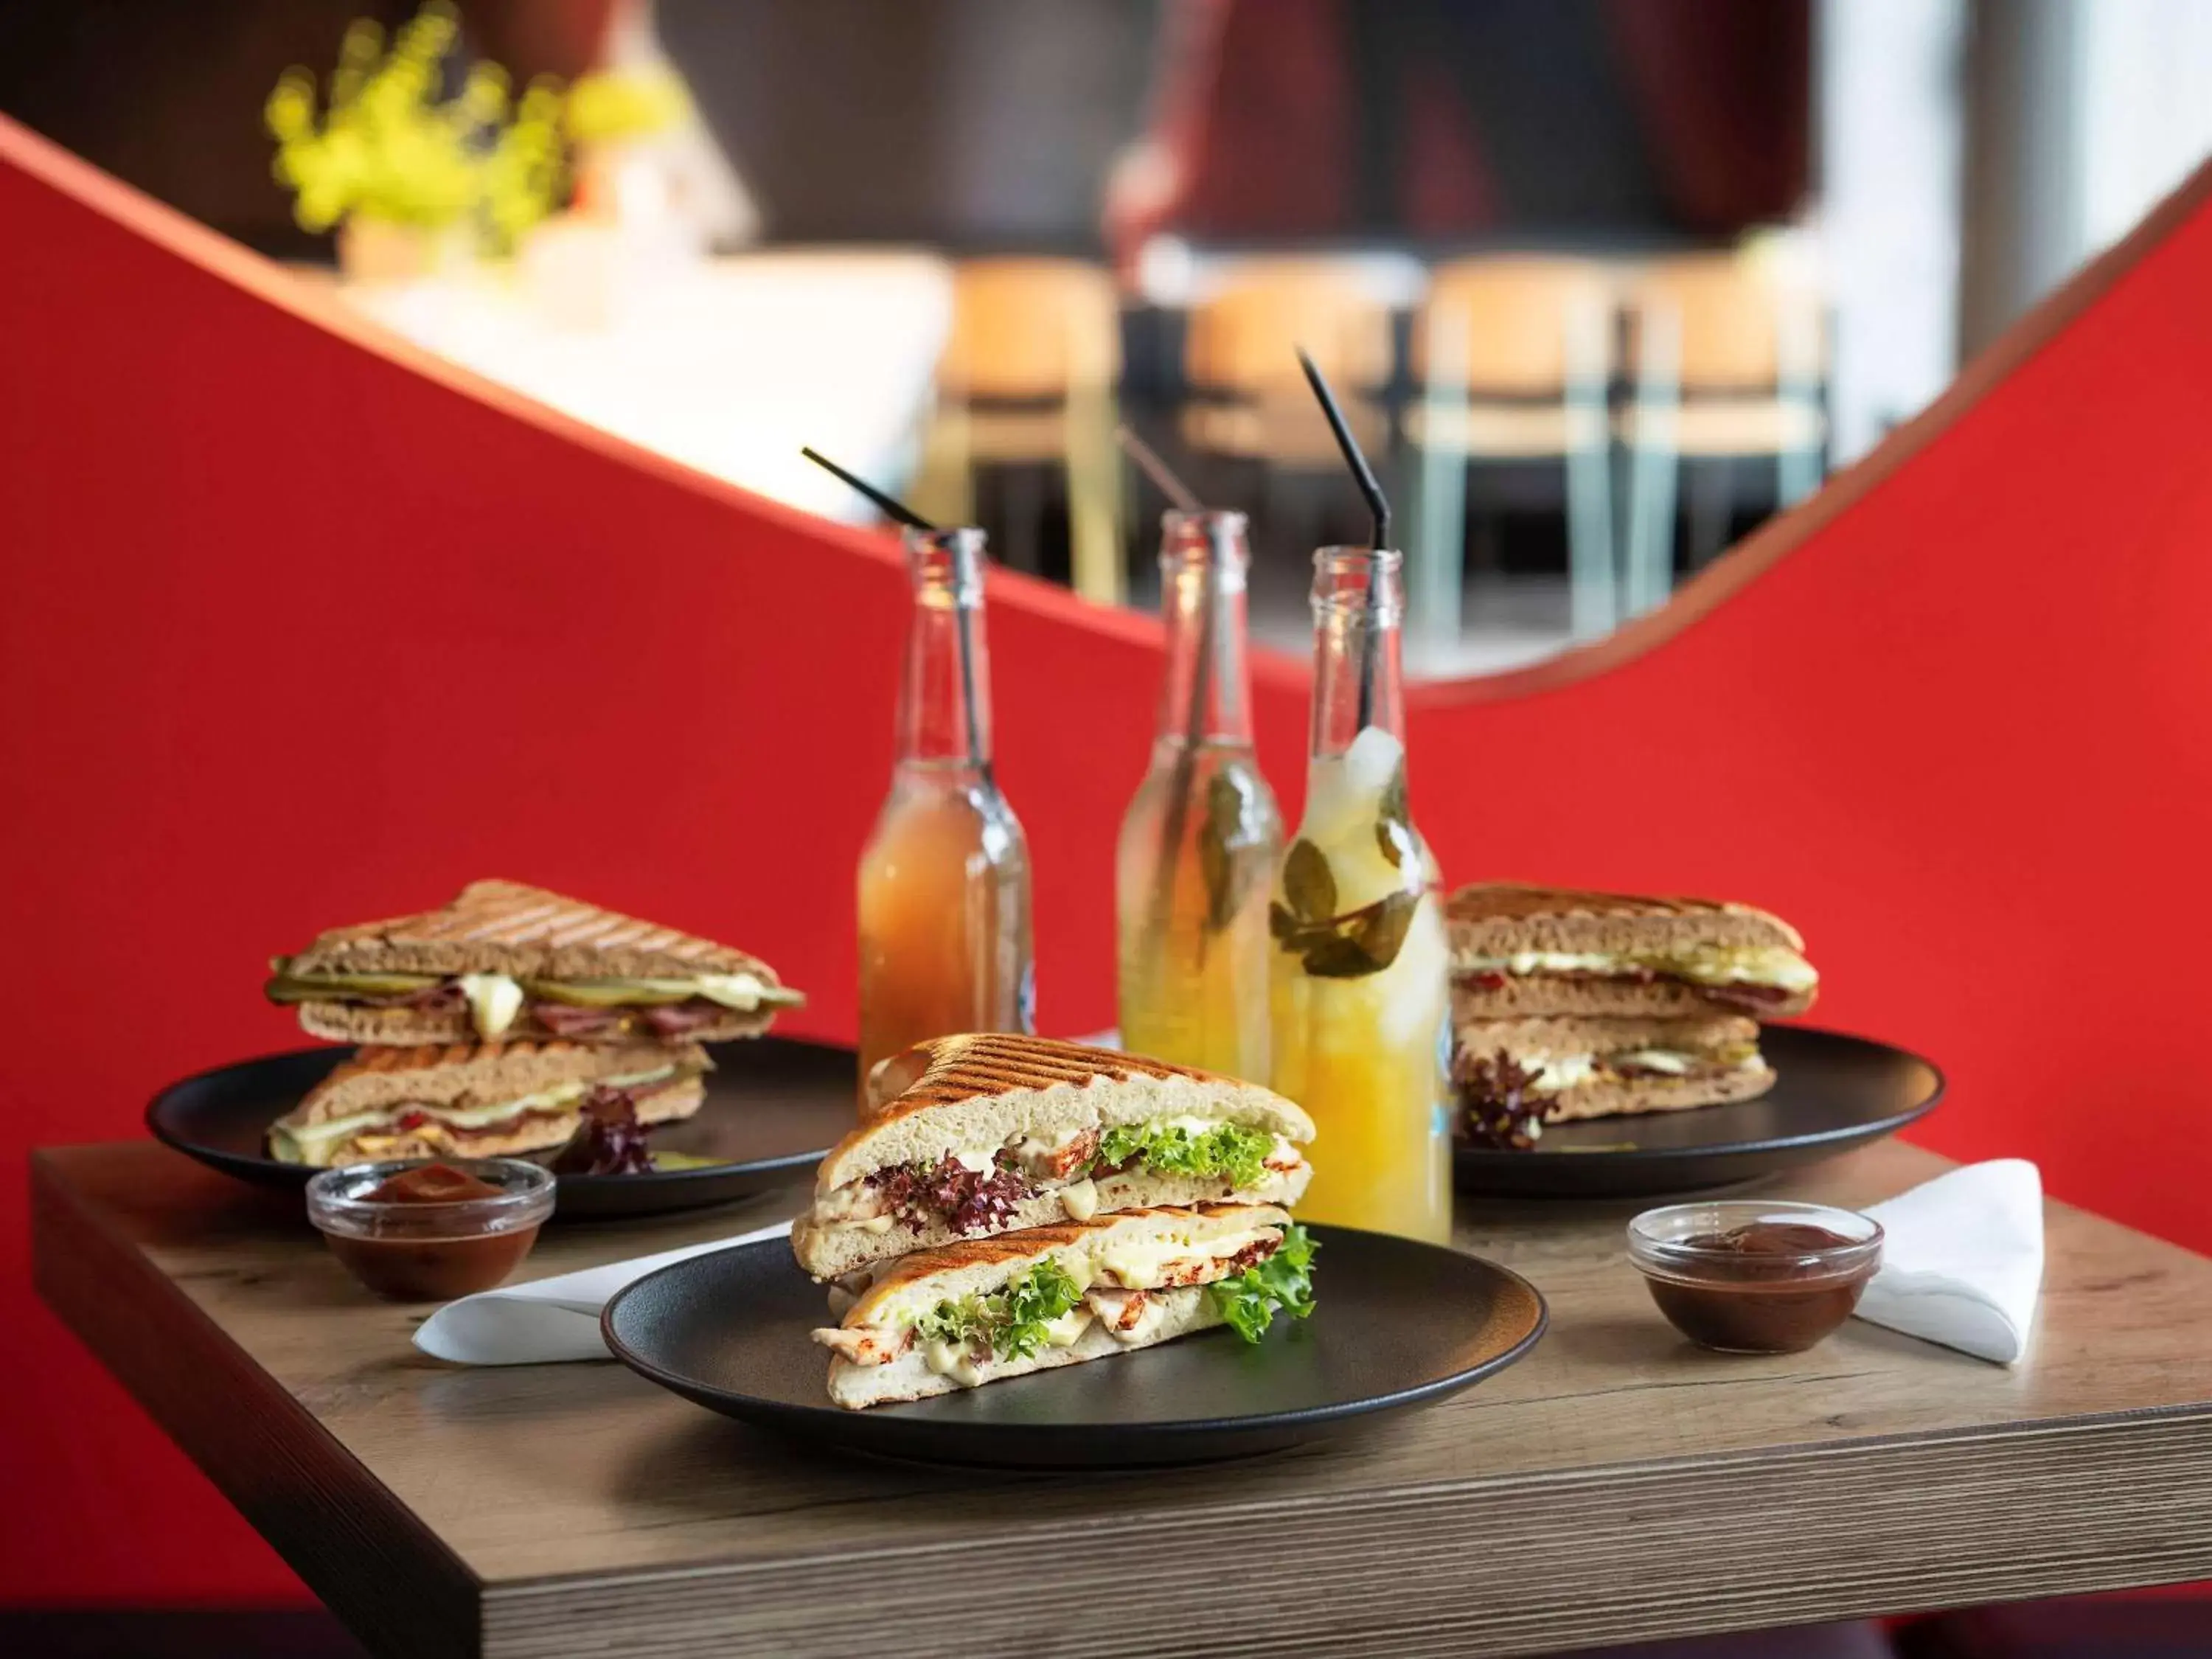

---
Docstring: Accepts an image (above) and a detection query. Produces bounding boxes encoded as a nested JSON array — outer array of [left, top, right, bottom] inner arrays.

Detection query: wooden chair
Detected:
[[912, 257, 1124, 605], [1616, 248, 1826, 616], [1407, 255, 1619, 645], [1181, 260, 1395, 465]]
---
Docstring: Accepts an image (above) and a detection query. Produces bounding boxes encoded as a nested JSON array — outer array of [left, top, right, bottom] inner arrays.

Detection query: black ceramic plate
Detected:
[[146, 1036, 857, 1219], [1453, 1024, 1943, 1199], [601, 1225, 1546, 1468]]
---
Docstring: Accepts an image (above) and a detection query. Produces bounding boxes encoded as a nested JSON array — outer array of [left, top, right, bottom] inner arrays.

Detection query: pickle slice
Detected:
[[265, 970, 444, 1003]]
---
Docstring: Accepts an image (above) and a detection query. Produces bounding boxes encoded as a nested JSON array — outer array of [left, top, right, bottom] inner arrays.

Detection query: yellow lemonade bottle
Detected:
[[856, 527, 1034, 1099], [1116, 510, 1282, 1077], [1268, 546, 1452, 1241]]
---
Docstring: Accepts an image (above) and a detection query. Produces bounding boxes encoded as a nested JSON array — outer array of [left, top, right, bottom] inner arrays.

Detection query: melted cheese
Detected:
[[1461, 945, 1816, 992], [922, 1340, 986, 1388], [1608, 1048, 1691, 1075], [1060, 1178, 1099, 1222], [457, 973, 524, 1040], [271, 1065, 676, 1164], [1095, 1227, 1273, 1289], [1043, 1307, 1093, 1347]]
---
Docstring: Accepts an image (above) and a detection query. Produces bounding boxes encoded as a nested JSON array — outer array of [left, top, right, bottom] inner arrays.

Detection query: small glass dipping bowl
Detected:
[[307, 1158, 554, 1301], [1628, 1200, 1883, 1354]]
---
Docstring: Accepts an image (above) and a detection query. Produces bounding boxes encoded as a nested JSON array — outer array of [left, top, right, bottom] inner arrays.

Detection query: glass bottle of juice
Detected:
[[1115, 510, 1282, 1078], [1268, 546, 1452, 1242], [856, 526, 1034, 1098]]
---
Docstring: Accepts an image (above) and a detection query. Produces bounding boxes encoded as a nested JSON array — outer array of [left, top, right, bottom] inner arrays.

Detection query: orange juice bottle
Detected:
[[856, 528, 1033, 1097], [1268, 547, 1452, 1241], [1116, 511, 1282, 1078]]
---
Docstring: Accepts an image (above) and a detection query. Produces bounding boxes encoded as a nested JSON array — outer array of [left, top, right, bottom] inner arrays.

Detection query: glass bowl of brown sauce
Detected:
[[1628, 1200, 1883, 1354], [308, 1158, 554, 1301]]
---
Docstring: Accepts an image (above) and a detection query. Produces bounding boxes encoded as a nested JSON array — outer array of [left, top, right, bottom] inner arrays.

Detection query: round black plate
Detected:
[[145, 1036, 858, 1219], [601, 1225, 1546, 1468], [1453, 1024, 1943, 1199]]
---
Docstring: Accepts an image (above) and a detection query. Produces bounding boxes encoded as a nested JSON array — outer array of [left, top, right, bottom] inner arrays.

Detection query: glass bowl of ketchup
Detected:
[[1628, 1200, 1883, 1354], [307, 1158, 555, 1301]]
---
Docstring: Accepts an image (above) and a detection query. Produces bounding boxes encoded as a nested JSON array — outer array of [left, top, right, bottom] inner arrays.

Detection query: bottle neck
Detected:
[[896, 527, 993, 770], [1309, 546, 1405, 761], [1155, 511, 1255, 746]]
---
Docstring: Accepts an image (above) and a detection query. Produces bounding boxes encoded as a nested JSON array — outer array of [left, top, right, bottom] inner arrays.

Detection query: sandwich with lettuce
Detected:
[[265, 1039, 710, 1166], [792, 1033, 1314, 1281], [813, 1203, 1317, 1408], [265, 879, 804, 1047]]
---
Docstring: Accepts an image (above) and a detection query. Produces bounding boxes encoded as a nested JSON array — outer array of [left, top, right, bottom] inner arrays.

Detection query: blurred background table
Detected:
[[338, 249, 953, 526]]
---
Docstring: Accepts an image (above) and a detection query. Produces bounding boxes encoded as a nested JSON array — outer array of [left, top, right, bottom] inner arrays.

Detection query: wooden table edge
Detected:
[[30, 1148, 487, 1659], [31, 1142, 2212, 1658]]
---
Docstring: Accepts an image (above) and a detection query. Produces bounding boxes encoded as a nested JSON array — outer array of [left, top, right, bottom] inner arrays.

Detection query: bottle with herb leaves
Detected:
[[1115, 511, 1282, 1078], [1268, 546, 1452, 1242], [857, 527, 1034, 1099]]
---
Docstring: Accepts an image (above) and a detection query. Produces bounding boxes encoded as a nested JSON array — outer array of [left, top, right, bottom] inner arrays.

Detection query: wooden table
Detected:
[[30, 1140, 2212, 1659]]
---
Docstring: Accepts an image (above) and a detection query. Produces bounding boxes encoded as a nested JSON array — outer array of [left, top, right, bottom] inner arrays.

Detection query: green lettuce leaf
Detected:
[[912, 1260, 1085, 1362], [1095, 1120, 1276, 1189], [1207, 1223, 1320, 1343]]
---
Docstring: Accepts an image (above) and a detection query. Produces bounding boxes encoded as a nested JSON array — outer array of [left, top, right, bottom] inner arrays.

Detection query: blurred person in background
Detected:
[[1107, 0, 1809, 274]]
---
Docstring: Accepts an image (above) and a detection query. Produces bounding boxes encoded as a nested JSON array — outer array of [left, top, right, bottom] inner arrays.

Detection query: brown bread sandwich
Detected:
[[265, 1040, 709, 1166], [791, 1034, 1313, 1281], [813, 1203, 1316, 1409], [1447, 883, 1818, 1020], [265, 879, 803, 1047], [1453, 1014, 1773, 1147]]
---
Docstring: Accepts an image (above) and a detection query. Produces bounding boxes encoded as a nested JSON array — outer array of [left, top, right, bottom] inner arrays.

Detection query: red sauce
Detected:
[[361, 1163, 504, 1204], [1642, 1221, 1874, 1354], [322, 1164, 542, 1301]]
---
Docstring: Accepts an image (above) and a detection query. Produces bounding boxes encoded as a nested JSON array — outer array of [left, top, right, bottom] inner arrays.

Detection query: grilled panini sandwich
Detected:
[[266, 1040, 709, 1166], [1447, 883, 1818, 1020], [813, 1203, 1315, 1409], [1453, 1014, 1772, 1130], [266, 880, 803, 1046], [793, 1034, 1313, 1281]]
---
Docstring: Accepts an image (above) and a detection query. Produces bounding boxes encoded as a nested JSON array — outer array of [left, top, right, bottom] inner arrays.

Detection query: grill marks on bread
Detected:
[[886, 1034, 1211, 1119], [287, 879, 785, 984], [1444, 881, 1806, 959]]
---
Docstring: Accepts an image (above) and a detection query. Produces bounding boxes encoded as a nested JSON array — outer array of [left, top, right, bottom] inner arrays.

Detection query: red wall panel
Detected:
[[4, 116, 2211, 1602]]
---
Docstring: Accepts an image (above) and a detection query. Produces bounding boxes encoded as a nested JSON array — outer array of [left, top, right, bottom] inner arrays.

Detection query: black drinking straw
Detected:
[[1296, 347, 1389, 730], [800, 447, 990, 782], [800, 445, 936, 531]]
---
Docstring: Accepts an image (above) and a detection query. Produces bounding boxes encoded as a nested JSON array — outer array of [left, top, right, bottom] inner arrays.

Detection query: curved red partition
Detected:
[[5, 110, 2211, 1599]]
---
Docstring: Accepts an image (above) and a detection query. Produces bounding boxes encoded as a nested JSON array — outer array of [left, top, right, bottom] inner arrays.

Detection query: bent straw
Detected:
[[1115, 424, 1203, 513], [1295, 347, 1389, 731], [801, 447, 990, 783]]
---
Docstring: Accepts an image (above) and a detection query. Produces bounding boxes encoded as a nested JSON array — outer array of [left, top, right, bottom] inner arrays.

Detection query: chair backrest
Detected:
[[939, 257, 1120, 402], [1624, 250, 1822, 394], [1415, 256, 1617, 395], [1184, 260, 1396, 397]]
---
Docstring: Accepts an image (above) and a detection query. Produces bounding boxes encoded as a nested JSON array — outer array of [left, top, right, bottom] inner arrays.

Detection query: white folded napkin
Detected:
[[1853, 1159, 2044, 1364], [414, 1219, 792, 1365]]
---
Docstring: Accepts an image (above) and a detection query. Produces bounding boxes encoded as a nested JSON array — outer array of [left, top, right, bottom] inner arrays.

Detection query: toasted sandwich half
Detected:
[[266, 879, 803, 1046], [1447, 883, 1817, 1020], [266, 1040, 709, 1166], [792, 1034, 1313, 1281], [813, 1203, 1313, 1409], [1454, 1014, 1772, 1131]]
